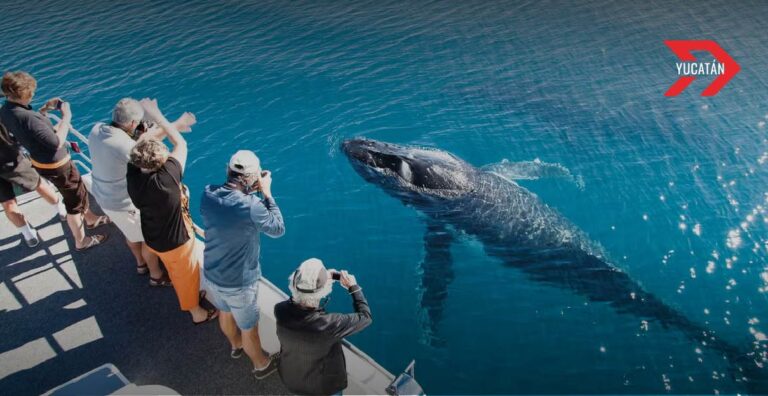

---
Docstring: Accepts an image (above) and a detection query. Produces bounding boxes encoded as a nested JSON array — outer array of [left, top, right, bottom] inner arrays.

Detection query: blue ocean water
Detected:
[[3, 0, 768, 393]]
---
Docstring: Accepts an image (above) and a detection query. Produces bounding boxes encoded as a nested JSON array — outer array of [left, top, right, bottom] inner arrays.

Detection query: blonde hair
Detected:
[[1, 71, 37, 101], [130, 139, 169, 172]]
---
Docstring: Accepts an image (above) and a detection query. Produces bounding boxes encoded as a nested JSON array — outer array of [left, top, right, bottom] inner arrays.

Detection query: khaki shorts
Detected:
[[102, 207, 144, 243]]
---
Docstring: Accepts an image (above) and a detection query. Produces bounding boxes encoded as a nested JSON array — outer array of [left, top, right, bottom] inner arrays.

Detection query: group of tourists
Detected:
[[0, 71, 372, 395]]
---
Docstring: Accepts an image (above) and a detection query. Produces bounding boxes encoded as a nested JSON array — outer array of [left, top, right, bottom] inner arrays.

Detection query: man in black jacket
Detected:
[[275, 258, 372, 395]]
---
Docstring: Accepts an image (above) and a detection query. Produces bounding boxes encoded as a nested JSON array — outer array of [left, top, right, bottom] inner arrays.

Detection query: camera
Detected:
[[331, 271, 341, 281], [134, 120, 155, 136]]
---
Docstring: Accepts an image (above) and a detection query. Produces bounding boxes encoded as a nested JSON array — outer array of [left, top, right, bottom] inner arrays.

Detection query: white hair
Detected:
[[288, 272, 333, 308], [112, 98, 144, 127]]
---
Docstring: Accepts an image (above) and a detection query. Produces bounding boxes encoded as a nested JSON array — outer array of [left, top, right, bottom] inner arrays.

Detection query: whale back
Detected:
[[427, 170, 606, 260]]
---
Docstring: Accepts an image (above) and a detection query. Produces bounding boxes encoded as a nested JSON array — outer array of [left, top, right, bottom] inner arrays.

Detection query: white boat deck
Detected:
[[0, 189, 394, 394]]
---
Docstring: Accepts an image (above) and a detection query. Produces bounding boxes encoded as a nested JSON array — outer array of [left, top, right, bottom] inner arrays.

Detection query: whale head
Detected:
[[342, 138, 474, 203]]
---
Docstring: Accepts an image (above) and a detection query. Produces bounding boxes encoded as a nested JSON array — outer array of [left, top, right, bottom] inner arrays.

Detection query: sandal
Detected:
[[193, 307, 219, 325], [85, 215, 111, 230], [75, 234, 109, 251], [149, 274, 172, 287], [136, 263, 149, 275]]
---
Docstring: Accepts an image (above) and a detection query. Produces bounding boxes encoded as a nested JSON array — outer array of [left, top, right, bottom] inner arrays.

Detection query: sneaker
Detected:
[[252, 354, 279, 380], [231, 347, 243, 359], [24, 234, 40, 248]]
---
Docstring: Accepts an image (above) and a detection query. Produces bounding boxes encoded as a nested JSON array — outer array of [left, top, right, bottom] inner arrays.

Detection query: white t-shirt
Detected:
[[88, 122, 136, 211]]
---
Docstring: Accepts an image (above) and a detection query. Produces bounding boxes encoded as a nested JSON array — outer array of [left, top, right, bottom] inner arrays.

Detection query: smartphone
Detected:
[[55, 99, 63, 110], [331, 271, 341, 281]]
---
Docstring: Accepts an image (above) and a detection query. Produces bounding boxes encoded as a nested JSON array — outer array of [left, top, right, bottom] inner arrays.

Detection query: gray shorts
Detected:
[[0, 153, 40, 202]]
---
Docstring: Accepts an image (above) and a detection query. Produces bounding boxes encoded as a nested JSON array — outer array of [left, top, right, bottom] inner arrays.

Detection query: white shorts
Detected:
[[102, 207, 144, 243]]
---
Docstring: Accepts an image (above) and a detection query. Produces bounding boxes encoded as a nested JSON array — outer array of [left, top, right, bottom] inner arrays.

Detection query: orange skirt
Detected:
[[149, 238, 200, 311]]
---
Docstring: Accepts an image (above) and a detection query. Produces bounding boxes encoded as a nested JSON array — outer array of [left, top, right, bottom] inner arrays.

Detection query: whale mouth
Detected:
[[341, 138, 394, 169], [342, 138, 472, 193], [342, 138, 405, 171], [342, 138, 413, 184]]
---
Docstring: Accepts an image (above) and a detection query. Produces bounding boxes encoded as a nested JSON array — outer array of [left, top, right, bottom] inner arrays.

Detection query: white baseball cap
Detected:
[[228, 150, 261, 175]]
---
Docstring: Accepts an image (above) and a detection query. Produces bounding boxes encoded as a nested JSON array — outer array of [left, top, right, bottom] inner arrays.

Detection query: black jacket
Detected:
[[274, 285, 372, 395]]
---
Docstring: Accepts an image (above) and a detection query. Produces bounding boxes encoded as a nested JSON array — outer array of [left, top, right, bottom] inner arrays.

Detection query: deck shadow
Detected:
[[0, 196, 288, 395]]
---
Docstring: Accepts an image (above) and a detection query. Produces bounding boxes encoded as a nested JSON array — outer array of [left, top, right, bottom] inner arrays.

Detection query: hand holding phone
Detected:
[[40, 98, 63, 113], [258, 170, 272, 198], [339, 270, 357, 289]]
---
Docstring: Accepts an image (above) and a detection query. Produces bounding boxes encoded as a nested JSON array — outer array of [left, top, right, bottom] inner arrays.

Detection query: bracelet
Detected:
[[348, 285, 362, 294]]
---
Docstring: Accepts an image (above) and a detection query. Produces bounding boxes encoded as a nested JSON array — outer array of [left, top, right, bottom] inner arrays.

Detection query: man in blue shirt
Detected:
[[200, 150, 285, 379]]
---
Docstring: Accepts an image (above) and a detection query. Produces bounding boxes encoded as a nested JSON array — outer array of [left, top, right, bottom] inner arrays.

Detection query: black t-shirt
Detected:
[[0, 101, 68, 164], [126, 157, 190, 252]]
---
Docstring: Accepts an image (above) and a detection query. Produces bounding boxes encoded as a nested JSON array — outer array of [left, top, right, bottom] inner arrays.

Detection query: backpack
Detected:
[[0, 122, 20, 169]]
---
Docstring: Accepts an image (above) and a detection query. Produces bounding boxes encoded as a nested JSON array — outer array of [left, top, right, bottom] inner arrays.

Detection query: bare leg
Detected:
[[35, 179, 59, 205], [67, 213, 87, 248], [2, 199, 26, 227], [142, 243, 163, 279], [4, 199, 39, 246], [218, 312, 242, 349], [242, 326, 269, 368], [82, 208, 99, 225], [126, 240, 144, 268]]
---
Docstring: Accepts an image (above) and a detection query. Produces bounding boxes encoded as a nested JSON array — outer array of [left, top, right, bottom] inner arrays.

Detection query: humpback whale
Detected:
[[341, 137, 765, 389]]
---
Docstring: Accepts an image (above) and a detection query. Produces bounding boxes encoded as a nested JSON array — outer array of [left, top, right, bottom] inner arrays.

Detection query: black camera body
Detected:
[[134, 120, 155, 136]]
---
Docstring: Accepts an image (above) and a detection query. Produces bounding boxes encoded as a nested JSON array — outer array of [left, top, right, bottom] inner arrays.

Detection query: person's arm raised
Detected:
[[40, 98, 71, 148], [326, 271, 372, 339], [140, 98, 188, 172], [139, 112, 196, 142]]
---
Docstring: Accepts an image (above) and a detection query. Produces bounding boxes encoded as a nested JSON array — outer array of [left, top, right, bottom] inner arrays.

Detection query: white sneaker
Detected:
[[24, 233, 40, 248]]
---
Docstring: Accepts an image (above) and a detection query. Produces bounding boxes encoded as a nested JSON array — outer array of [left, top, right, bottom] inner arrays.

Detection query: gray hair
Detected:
[[112, 98, 144, 127], [288, 273, 333, 308]]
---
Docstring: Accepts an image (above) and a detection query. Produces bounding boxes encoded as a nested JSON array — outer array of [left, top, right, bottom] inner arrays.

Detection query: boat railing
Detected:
[[46, 113, 92, 177], [46, 113, 422, 395]]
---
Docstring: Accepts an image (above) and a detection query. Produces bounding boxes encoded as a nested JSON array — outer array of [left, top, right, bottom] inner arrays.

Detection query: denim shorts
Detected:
[[205, 279, 260, 330]]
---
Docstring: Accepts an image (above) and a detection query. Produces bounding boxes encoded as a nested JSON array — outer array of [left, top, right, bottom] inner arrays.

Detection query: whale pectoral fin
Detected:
[[482, 159, 585, 189], [416, 221, 455, 347]]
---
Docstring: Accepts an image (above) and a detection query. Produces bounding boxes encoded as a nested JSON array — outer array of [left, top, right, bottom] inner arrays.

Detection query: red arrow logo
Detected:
[[664, 40, 740, 96]]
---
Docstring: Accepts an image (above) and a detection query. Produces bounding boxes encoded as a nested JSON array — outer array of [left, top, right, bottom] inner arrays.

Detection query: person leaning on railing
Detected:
[[0, 71, 110, 251], [0, 121, 67, 247], [275, 258, 373, 396], [125, 98, 218, 325], [199, 150, 285, 379], [89, 97, 196, 286]]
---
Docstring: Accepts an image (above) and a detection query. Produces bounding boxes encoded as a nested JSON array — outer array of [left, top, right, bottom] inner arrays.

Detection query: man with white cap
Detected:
[[200, 149, 285, 379], [275, 258, 372, 395]]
